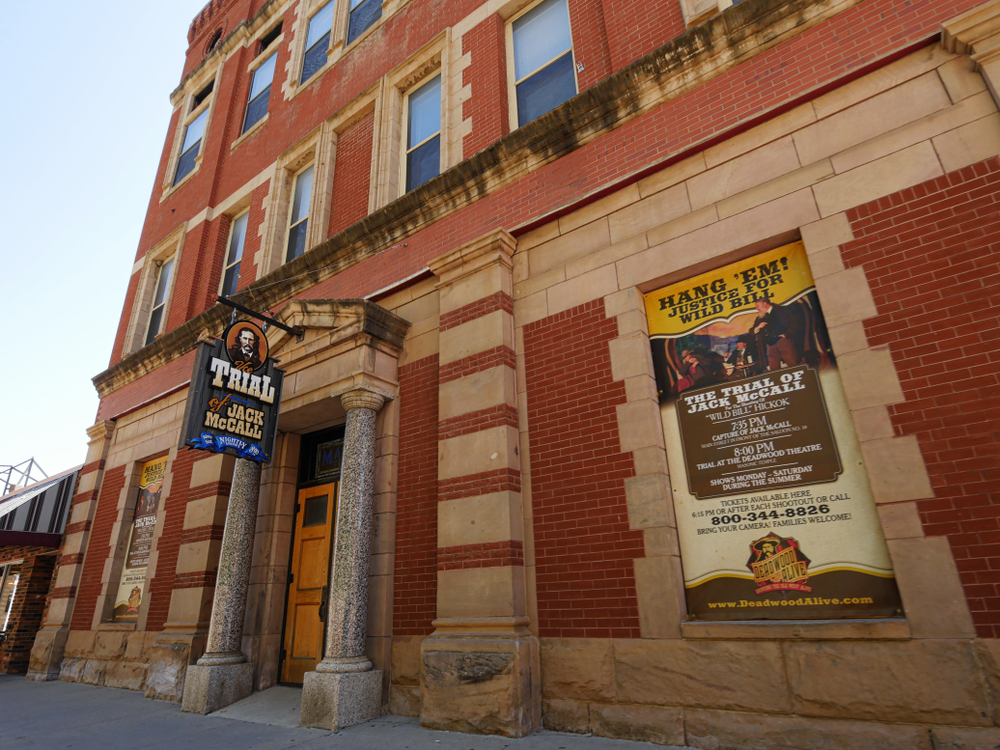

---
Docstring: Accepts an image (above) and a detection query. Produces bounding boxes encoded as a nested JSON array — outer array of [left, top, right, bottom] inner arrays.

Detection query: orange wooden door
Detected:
[[281, 482, 337, 684]]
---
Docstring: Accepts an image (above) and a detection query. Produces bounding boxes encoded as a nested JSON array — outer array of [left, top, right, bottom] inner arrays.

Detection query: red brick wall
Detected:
[[840, 157, 1000, 638], [71, 465, 127, 631], [523, 299, 643, 639], [393, 354, 439, 636], [235, 181, 271, 291], [567, 0, 612, 89], [599, 0, 685, 74], [145, 450, 199, 632], [462, 15, 509, 159], [0, 549, 57, 674], [329, 112, 376, 237]]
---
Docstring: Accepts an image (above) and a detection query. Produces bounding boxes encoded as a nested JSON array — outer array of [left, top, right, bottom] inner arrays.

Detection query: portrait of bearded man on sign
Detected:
[[225, 321, 268, 371]]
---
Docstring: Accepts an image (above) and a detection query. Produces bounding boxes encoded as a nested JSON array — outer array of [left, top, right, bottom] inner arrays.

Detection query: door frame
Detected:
[[277, 426, 346, 686]]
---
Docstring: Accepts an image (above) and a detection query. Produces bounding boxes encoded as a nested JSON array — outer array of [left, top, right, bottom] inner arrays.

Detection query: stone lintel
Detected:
[[268, 299, 409, 355]]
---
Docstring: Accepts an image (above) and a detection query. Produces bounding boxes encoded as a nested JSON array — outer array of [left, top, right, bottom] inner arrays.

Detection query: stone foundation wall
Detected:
[[539, 636, 1000, 749]]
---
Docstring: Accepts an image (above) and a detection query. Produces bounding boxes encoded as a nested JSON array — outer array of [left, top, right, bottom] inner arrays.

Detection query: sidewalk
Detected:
[[0, 674, 693, 750]]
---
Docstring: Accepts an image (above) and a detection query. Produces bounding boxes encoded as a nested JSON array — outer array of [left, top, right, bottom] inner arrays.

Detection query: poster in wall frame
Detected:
[[112, 456, 167, 622], [644, 240, 902, 620]]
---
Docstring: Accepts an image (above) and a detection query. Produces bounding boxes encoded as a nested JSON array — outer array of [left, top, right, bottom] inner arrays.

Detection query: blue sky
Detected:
[[0, 1, 210, 478]]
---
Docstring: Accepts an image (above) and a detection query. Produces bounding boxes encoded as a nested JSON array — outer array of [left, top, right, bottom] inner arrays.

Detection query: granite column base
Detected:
[[180, 662, 254, 714], [299, 669, 383, 730]]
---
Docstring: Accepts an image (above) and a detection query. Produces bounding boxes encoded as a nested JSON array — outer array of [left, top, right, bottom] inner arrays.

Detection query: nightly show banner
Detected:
[[113, 457, 166, 622], [644, 241, 902, 620], [179, 320, 284, 463]]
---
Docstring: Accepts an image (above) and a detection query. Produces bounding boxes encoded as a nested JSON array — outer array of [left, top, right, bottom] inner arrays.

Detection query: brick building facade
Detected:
[[24, 0, 1000, 746]]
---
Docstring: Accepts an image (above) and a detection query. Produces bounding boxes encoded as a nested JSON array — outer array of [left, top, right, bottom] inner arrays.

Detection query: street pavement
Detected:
[[0, 674, 694, 750]]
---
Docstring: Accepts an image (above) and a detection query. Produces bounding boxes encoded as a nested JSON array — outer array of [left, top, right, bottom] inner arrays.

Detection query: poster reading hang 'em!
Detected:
[[644, 241, 902, 620], [112, 457, 167, 622]]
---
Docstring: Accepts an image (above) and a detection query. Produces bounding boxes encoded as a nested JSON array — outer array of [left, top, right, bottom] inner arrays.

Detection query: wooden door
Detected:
[[280, 481, 337, 684]]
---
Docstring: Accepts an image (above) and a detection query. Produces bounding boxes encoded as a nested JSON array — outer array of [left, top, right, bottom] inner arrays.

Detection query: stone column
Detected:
[[181, 458, 260, 714], [300, 386, 387, 730]]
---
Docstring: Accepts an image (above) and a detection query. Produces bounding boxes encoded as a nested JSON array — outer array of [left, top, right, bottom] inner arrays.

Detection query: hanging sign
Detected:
[[179, 321, 284, 462], [112, 457, 167, 622], [645, 241, 901, 621]]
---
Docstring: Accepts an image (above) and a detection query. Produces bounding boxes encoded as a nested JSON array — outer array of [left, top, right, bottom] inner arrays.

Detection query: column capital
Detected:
[[943, 1, 1000, 65], [340, 386, 390, 413], [86, 420, 115, 444], [429, 229, 516, 288]]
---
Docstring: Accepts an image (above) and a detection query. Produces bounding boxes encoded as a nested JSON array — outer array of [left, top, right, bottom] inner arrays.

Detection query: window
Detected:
[[404, 75, 442, 193], [244, 52, 277, 134], [302, 3, 334, 83], [511, 0, 576, 126], [220, 212, 249, 297], [0, 563, 20, 632], [259, 21, 283, 54], [347, 0, 382, 45], [145, 257, 174, 346], [285, 165, 314, 263], [174, 108, 208, 185]]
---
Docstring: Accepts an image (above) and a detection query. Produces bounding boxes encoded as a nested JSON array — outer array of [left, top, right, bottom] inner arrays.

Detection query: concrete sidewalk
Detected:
[[0, 674, 694, 750]]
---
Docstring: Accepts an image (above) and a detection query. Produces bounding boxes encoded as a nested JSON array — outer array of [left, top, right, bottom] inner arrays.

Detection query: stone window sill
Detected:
[[97, 622, 136, 631], [160, 165, 200, 203], [231, 113, 270, 152], [680, 618, 911, 640]]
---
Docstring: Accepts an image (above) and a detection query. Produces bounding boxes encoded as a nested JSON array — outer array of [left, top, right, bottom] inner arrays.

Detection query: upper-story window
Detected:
[[220, 212, 249, 297], [510, 0, 577, 126], [301, 3, 334, 83], [145, 257, 175, 346], [174, 82, 214, 185], [244, 52, 277, 134], [348, 0, 382, 45], [285, 165, 315, 263], [404, 75, 442, 193]]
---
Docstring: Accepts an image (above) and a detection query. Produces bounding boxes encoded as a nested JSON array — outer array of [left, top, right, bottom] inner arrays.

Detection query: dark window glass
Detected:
[[243, 53, 277, 134], [302, 494, 328, 527], [515, 51, 575, 125], [286, 220, 308, 263], [315, 439, 344, 479], [259, 22, 283, 53], [193, 81, 214, 109], [347, 0, 382, 45], [406, 135, 441, 192], [145, 307, 164, 346], [174, 146, 200, 185], [243, 88, 271, 133], [301, 34, 330, 83], [221, 263, 241, 298]]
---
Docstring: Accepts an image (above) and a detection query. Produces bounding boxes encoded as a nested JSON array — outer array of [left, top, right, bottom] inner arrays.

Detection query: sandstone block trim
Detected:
[[436, 540, 524, 571], [439, 291, 514, 331], [437, 468, 521, 503], [438, 404, 519, 441], [438, 346, 516, 384]]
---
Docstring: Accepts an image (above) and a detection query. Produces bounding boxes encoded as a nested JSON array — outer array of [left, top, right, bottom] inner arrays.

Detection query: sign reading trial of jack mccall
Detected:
[[180, 321, 284, 462], [113, 457, 166, 622], [645, 241, 902, 620]]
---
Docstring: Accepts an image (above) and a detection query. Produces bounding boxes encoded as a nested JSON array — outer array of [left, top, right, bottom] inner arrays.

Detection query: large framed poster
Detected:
[[112, 457, 167, 622], [645, 241, 902, 620]]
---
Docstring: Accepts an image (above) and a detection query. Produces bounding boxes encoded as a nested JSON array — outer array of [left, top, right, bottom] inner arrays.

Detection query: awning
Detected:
[[0, 476, 63, 520]]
